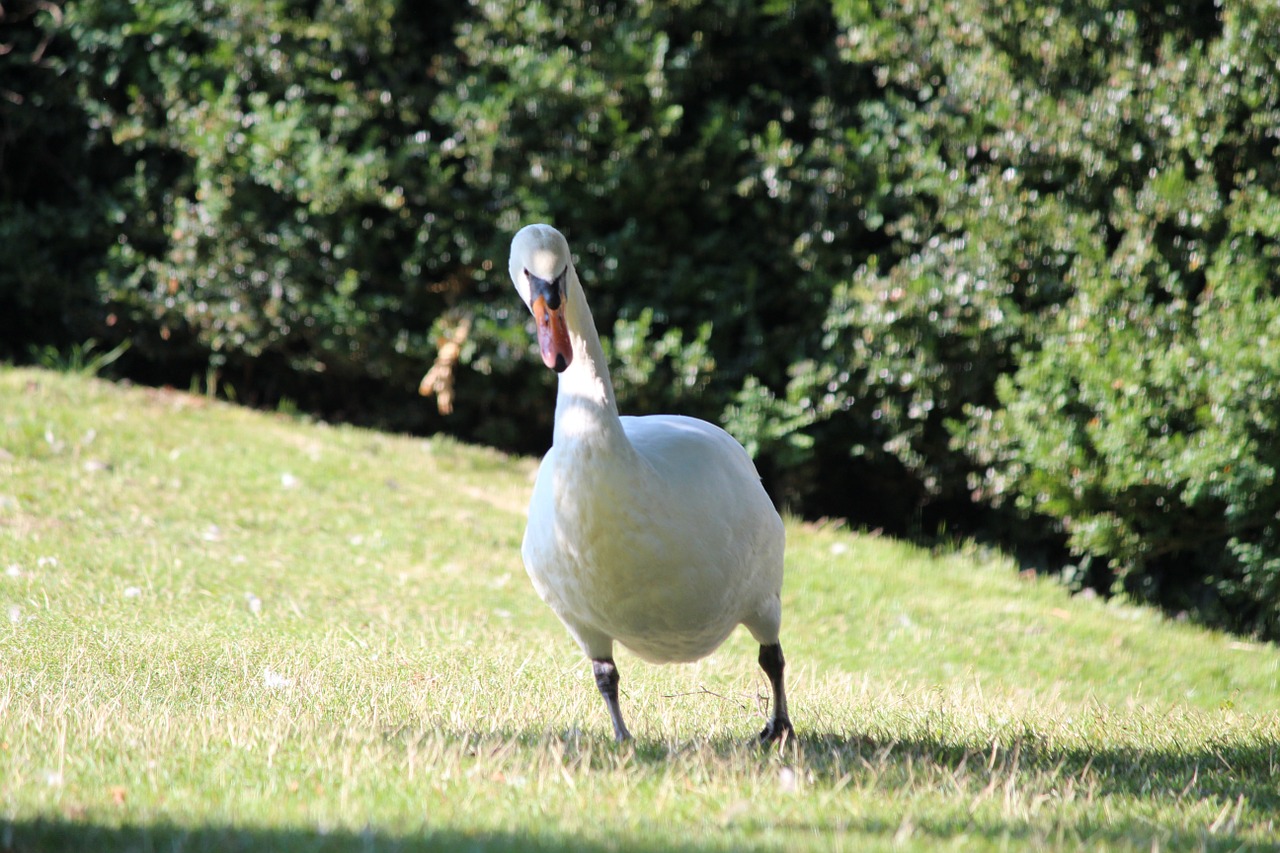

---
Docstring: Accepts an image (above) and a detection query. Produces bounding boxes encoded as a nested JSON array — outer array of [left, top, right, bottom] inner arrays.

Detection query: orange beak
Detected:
[[532, 295, 572, 373]]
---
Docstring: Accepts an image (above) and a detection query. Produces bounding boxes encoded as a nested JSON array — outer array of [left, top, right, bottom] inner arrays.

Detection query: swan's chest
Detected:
[[520, 427, 777, 662], [528, 448, 699, 573], [526, 445, 660, 582]]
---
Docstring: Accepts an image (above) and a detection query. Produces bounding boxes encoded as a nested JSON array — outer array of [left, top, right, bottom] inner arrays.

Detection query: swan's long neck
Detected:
[[553, 268, 626, 449]]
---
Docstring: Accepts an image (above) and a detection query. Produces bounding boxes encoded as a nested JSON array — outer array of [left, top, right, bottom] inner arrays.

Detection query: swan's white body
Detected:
[[525, 411, 785, 664], [509, 224, 790, 742]]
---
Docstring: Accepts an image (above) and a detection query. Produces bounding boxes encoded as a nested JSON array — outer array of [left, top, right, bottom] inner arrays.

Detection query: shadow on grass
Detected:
[[9, 728, 1276, 852], [4, 819, 727, 853], [792, 729, 1280, 810], [452, 724, 1279, 850], [394, 723, 1279, 811], [783, 729, 1278, 850]]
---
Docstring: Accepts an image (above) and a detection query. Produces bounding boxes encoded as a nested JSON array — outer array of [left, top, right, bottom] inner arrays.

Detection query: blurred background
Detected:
[[2, 0, 1278, 639]]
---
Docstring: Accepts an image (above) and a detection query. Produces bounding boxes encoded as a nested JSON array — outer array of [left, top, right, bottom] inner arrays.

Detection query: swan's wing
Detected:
[[621, 415, 763, 485]]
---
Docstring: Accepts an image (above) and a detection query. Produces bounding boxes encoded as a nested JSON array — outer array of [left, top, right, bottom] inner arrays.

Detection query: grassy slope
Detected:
[[1, 366, 1277, 852]]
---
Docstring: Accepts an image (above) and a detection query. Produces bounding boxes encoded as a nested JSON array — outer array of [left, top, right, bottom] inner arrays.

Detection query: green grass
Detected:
[[1, 366, 1277, 852]]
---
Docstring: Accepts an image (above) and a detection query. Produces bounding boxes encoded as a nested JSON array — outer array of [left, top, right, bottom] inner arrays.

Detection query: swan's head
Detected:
[[510, 223, 574, 373]]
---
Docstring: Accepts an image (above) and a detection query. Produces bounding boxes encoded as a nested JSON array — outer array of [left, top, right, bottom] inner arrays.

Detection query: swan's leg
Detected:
[[591, 658, 633, 742], [757, 643, 794, 743]]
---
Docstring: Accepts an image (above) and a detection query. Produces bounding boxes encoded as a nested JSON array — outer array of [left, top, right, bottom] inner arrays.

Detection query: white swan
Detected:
[[510, 223, 792, 743]]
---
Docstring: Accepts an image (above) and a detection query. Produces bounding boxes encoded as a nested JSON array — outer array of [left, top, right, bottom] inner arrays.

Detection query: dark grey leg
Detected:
[[592, 658, 633, 742], [758, 643, 794, 744]]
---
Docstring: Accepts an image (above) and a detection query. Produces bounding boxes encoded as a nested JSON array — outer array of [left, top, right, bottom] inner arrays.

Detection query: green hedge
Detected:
[[3, 0, 1279, 637]]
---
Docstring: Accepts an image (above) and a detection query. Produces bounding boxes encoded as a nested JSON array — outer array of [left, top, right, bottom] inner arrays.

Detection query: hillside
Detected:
[[1, 367, 1277, 852]]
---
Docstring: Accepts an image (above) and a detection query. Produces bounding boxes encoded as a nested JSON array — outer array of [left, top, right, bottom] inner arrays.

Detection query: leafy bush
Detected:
[[433, 0, 878, 453], [0, 0, 116, 357], [780, 0, 1280, 633], [53, 0, 471, 428], [923, 1, 1280, 634], [12, 0, 874, 447], [969, 186, 1280, 638]]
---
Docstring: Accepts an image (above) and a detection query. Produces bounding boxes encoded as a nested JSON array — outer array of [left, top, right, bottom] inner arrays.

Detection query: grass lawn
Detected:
[[1, 366, 1277, 851]]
